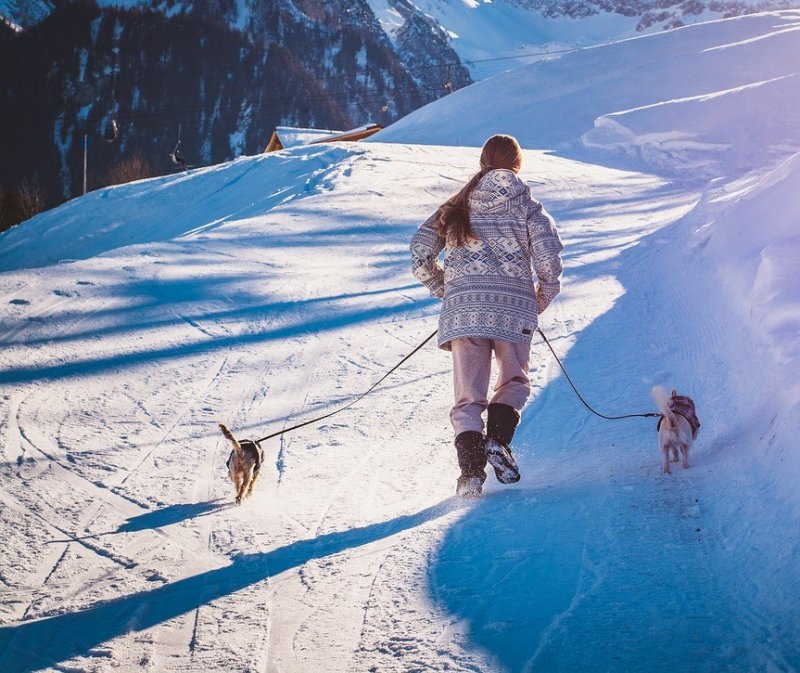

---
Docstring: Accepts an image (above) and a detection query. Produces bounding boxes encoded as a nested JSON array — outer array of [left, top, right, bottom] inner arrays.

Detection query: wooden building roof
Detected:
[[265, 123, 383, 152]]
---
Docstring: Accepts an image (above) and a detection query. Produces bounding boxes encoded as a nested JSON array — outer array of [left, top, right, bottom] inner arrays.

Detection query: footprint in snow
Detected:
[[9, 298, 29, 305]]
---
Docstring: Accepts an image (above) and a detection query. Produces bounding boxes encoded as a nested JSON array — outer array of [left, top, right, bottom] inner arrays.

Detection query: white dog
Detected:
[[651, 386, 700, 474]]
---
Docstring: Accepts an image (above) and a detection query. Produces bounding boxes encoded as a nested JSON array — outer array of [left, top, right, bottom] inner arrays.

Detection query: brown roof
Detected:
[[265, 123, 382, 152]]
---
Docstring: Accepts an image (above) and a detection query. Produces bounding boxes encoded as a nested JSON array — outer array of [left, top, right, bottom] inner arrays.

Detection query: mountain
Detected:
[[0, 0, 53, 30], [375, 10, 800, 181], [3, 0, 799, 220], [0, 0, 470, 210], [506, 0, 796, 27], [366, 0, 799, 79]]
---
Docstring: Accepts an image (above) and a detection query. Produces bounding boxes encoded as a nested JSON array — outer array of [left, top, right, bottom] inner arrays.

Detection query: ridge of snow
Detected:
[[375, 10, 800, 179]]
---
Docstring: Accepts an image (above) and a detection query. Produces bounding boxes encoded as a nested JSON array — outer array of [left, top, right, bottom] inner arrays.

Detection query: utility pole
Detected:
[[83, 133, 88, 195]]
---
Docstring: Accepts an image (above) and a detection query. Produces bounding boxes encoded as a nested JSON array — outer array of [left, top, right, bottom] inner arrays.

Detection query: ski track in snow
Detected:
[[0, 126, 798, 673]]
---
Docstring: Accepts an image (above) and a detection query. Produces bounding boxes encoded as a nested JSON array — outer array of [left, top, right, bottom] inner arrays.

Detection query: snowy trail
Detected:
[[1, 142, 798, 672]]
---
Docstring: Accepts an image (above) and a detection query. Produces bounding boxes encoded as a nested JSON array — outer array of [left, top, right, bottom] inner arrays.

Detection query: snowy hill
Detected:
[[1, 10, 799, 673], [376, 10, 800, 179]]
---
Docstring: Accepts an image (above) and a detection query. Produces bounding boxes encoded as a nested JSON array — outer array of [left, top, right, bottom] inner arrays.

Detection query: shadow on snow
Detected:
[[427, 195, 800, 672], [0, 499, 462, 673]]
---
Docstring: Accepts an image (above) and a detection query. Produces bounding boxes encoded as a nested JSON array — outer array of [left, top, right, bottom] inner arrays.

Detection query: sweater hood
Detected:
[[470, 169, 529, 213]]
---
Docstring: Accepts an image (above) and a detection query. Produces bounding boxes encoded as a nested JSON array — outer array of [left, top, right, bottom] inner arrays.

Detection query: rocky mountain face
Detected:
[[0, 0, 470, 208], [0, 0, 53, 30], [374, 0, 472, 98], [506, 0, 794, 30]]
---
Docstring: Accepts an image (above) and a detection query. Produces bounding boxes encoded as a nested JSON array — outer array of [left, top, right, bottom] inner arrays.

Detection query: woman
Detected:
[[410, 134, 563, 497]]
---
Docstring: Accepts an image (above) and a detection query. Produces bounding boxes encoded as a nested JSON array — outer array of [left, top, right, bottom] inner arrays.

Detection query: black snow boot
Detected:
[[454, 431, 487, 497], [485, 403, 521, 484]]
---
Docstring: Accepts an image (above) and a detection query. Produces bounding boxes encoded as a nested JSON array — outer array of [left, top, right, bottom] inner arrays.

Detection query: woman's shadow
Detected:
[[0, 499, 462, 673]]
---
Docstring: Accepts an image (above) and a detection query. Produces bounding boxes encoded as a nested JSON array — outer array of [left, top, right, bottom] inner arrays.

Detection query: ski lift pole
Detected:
[[83, 133, 88, 195]]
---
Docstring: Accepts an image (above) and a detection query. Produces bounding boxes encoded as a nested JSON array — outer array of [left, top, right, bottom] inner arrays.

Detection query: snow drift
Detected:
[[375, 10, 800, 179]]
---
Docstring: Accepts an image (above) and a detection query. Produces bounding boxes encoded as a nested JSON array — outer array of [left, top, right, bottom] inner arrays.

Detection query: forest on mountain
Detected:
[[0, 0, 470, 227]]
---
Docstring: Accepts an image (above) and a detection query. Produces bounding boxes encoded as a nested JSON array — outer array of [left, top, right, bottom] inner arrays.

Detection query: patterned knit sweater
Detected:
[[410, 169, 564, 350]]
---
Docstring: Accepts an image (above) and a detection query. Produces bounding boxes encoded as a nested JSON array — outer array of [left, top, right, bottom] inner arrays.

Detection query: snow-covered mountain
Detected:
[[1, 9, 799, 673], [375, 9, 800, 180], [0, 0, 470, 209], [0, 0, 52, 30], [3, 0, 799, 213], [4, 0, 797, 79]]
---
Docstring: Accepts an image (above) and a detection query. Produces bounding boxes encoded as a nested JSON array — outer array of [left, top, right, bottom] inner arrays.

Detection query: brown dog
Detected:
[[219, 424, 264, 503], [651, 387, 700, 474]]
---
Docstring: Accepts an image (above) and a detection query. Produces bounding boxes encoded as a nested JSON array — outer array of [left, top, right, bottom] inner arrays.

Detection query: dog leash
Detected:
[[248, 324, 658, 446], [253, 328, 440, 445], [536, 327, 661, 421]]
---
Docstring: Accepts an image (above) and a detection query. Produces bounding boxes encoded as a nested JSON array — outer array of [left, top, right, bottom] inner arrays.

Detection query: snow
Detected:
[[366, 0, 643, 79], [228, 105, 251, 157], [77, 102, 93, 122], [2, 10, 800, 673], [690, 151, 800, 414], [78, 48, 89, 82], [581, 72, 800, 179], [367, 0, 406, 41], [1, 13, 21, 31], [375, 10, 800, 176], [0, 0, 52, 29], [273, 126, 344, 148], [364, 0, 800, 81], [52, 118, 73, 200]]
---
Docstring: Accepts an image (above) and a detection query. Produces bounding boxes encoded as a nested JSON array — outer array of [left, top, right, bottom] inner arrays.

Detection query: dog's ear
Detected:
[[671, 388, 677, 398]]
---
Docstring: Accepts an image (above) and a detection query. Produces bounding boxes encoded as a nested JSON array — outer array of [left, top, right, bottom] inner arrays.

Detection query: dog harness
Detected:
[[656, 394, 700, 438]]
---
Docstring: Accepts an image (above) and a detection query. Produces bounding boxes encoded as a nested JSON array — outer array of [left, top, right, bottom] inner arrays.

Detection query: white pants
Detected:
[[449, 337, 531, 436]]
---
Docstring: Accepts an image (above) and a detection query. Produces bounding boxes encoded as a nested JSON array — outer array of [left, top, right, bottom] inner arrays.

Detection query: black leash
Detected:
[[536, 327, 661, 421], [249, 324, 657, 446], [254, 329, 440, 445]]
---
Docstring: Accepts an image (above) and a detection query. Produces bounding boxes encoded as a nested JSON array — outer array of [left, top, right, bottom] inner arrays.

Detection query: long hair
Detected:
[[437, 134, 523, 246]]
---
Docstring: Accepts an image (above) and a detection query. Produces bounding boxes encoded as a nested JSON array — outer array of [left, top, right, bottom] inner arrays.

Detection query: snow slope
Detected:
[[367, 0, 641, 79], [376, 10, 800, 179], [2, 11, 800, 673], [366, 0, 800, 80]]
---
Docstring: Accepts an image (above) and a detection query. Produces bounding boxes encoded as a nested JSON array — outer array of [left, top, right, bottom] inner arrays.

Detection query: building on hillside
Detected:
[[265, 124, 382, 152]]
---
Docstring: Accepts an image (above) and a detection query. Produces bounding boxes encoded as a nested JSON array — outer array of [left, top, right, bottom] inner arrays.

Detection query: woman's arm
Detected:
[[410, 210, 446, 298], [527, 200, 564, 313]]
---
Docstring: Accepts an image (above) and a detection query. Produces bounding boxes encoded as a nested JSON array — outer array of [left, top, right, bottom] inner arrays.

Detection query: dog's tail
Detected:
[[651, 386, 675, 427], [219, 423, 242, 454]]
